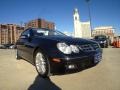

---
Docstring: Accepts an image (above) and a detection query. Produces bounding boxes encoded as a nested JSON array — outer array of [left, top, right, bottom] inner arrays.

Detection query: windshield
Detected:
[[33, 28, 66, 36], [94, 35, 107, 40]]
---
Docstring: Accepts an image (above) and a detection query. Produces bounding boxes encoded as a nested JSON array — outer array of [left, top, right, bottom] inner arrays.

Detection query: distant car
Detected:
[[0, 45, 6, 49], [2, 44, 14, 49], [93, 35, 109, 48], [9, 45, 16, 49], [16, 28, 102, 78]]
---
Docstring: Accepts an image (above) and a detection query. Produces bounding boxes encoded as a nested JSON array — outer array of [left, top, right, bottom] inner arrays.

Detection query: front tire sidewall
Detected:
[[34, 50, 50, 78]]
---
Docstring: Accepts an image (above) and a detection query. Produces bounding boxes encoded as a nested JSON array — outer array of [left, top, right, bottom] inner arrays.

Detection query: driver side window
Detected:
[[20, 30, 30, 39], [21, 30, 30, 36]]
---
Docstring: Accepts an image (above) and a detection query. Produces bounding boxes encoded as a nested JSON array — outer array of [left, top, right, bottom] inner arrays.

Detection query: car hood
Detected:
[[94, 39, 106, 42], [39, 36, 96, 45]]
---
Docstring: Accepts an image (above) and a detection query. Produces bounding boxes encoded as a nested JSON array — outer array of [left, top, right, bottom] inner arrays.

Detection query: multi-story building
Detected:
[[0, 24, 24, 45], [0, 18, 55, 45], [25, 18, 55, 30], [73, 8, 91, 38], [81, 22, 91, 38], [92, 26, 115, 43]]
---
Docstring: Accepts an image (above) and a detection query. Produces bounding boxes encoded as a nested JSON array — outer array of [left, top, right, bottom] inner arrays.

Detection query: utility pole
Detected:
[[20, 21, 23, 27], [85, 0, 92, 37]]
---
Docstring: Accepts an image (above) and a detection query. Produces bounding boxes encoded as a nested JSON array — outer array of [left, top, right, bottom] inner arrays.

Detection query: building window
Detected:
[[75, 17, 77, 20]]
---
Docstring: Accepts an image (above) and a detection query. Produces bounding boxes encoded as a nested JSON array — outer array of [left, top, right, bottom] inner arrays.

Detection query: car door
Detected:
[[17, 29, 34, 61]]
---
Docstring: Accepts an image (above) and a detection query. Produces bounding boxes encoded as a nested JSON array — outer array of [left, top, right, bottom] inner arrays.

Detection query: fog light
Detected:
[[68, 65, 75, 69]]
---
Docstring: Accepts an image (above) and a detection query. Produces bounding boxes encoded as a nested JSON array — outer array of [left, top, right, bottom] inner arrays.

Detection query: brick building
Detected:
[[25, 18, 55, 30], [0, 18, 55, 45], [0, 24, 24, 45]]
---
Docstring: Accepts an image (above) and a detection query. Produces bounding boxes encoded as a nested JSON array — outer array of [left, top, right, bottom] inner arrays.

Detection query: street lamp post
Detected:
[[85, 0, 92, 37]]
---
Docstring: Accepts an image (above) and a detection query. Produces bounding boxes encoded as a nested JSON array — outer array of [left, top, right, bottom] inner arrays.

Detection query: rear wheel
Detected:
[[34, 50, 50, 78], [16, 50, 21, 60]]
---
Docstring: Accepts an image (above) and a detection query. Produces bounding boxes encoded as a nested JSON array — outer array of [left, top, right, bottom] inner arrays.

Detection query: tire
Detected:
[[105, 45, 108, 48], [105, 44, 108, 48], [34, 50, 50, 78], [16, 50, 21, 60]]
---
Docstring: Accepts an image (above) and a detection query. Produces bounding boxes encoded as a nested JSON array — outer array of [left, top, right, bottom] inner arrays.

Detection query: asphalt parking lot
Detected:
[[0, 48, 120, 90]]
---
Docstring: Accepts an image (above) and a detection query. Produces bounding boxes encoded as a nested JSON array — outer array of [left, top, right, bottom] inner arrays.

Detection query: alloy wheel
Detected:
[[35, 52, 46, 75]]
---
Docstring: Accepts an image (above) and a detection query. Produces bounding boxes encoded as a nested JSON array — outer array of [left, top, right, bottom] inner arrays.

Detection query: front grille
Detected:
[[79, 44, 99, 52], [79, 44, 93, 52], [92, 44, 100, 50]]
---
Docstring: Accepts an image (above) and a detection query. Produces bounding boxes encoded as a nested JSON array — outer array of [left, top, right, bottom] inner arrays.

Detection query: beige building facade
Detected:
[[92, 26, 115, 43], [73, 8, 91, 38]]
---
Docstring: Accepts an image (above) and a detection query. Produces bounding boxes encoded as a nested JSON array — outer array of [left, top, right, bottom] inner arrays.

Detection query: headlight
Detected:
[[57, 43, 72, 54], [57, 43, 79, 54], [104, 40, 106, 43], [70, 45, 79, 53]]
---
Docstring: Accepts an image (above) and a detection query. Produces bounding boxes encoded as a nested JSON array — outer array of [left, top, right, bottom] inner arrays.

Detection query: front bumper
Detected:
[[99, 42, 107, 48], [50, 51, 102, 75]]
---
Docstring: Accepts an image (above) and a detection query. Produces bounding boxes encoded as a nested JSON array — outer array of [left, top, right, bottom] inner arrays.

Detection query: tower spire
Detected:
[[73, 8, 80, 21], [73, 8, 82, 38]]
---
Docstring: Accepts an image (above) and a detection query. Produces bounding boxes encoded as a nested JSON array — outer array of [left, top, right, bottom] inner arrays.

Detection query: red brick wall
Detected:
[[25, 18, 55, 30]]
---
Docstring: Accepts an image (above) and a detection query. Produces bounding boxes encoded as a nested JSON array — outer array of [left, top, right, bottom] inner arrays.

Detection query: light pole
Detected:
[[85, 0, 92, 37]]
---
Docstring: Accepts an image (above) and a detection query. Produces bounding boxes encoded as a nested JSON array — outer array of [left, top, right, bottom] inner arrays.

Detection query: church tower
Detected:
[[73, 8, 82, 38]]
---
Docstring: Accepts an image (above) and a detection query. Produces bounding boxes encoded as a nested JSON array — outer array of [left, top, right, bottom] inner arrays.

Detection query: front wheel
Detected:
[[34, 50, 50, 78], [105, 45, 108, 48]]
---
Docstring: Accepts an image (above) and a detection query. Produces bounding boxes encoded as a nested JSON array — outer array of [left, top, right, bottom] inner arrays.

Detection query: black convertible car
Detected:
[[16, 28, 102, 77]]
